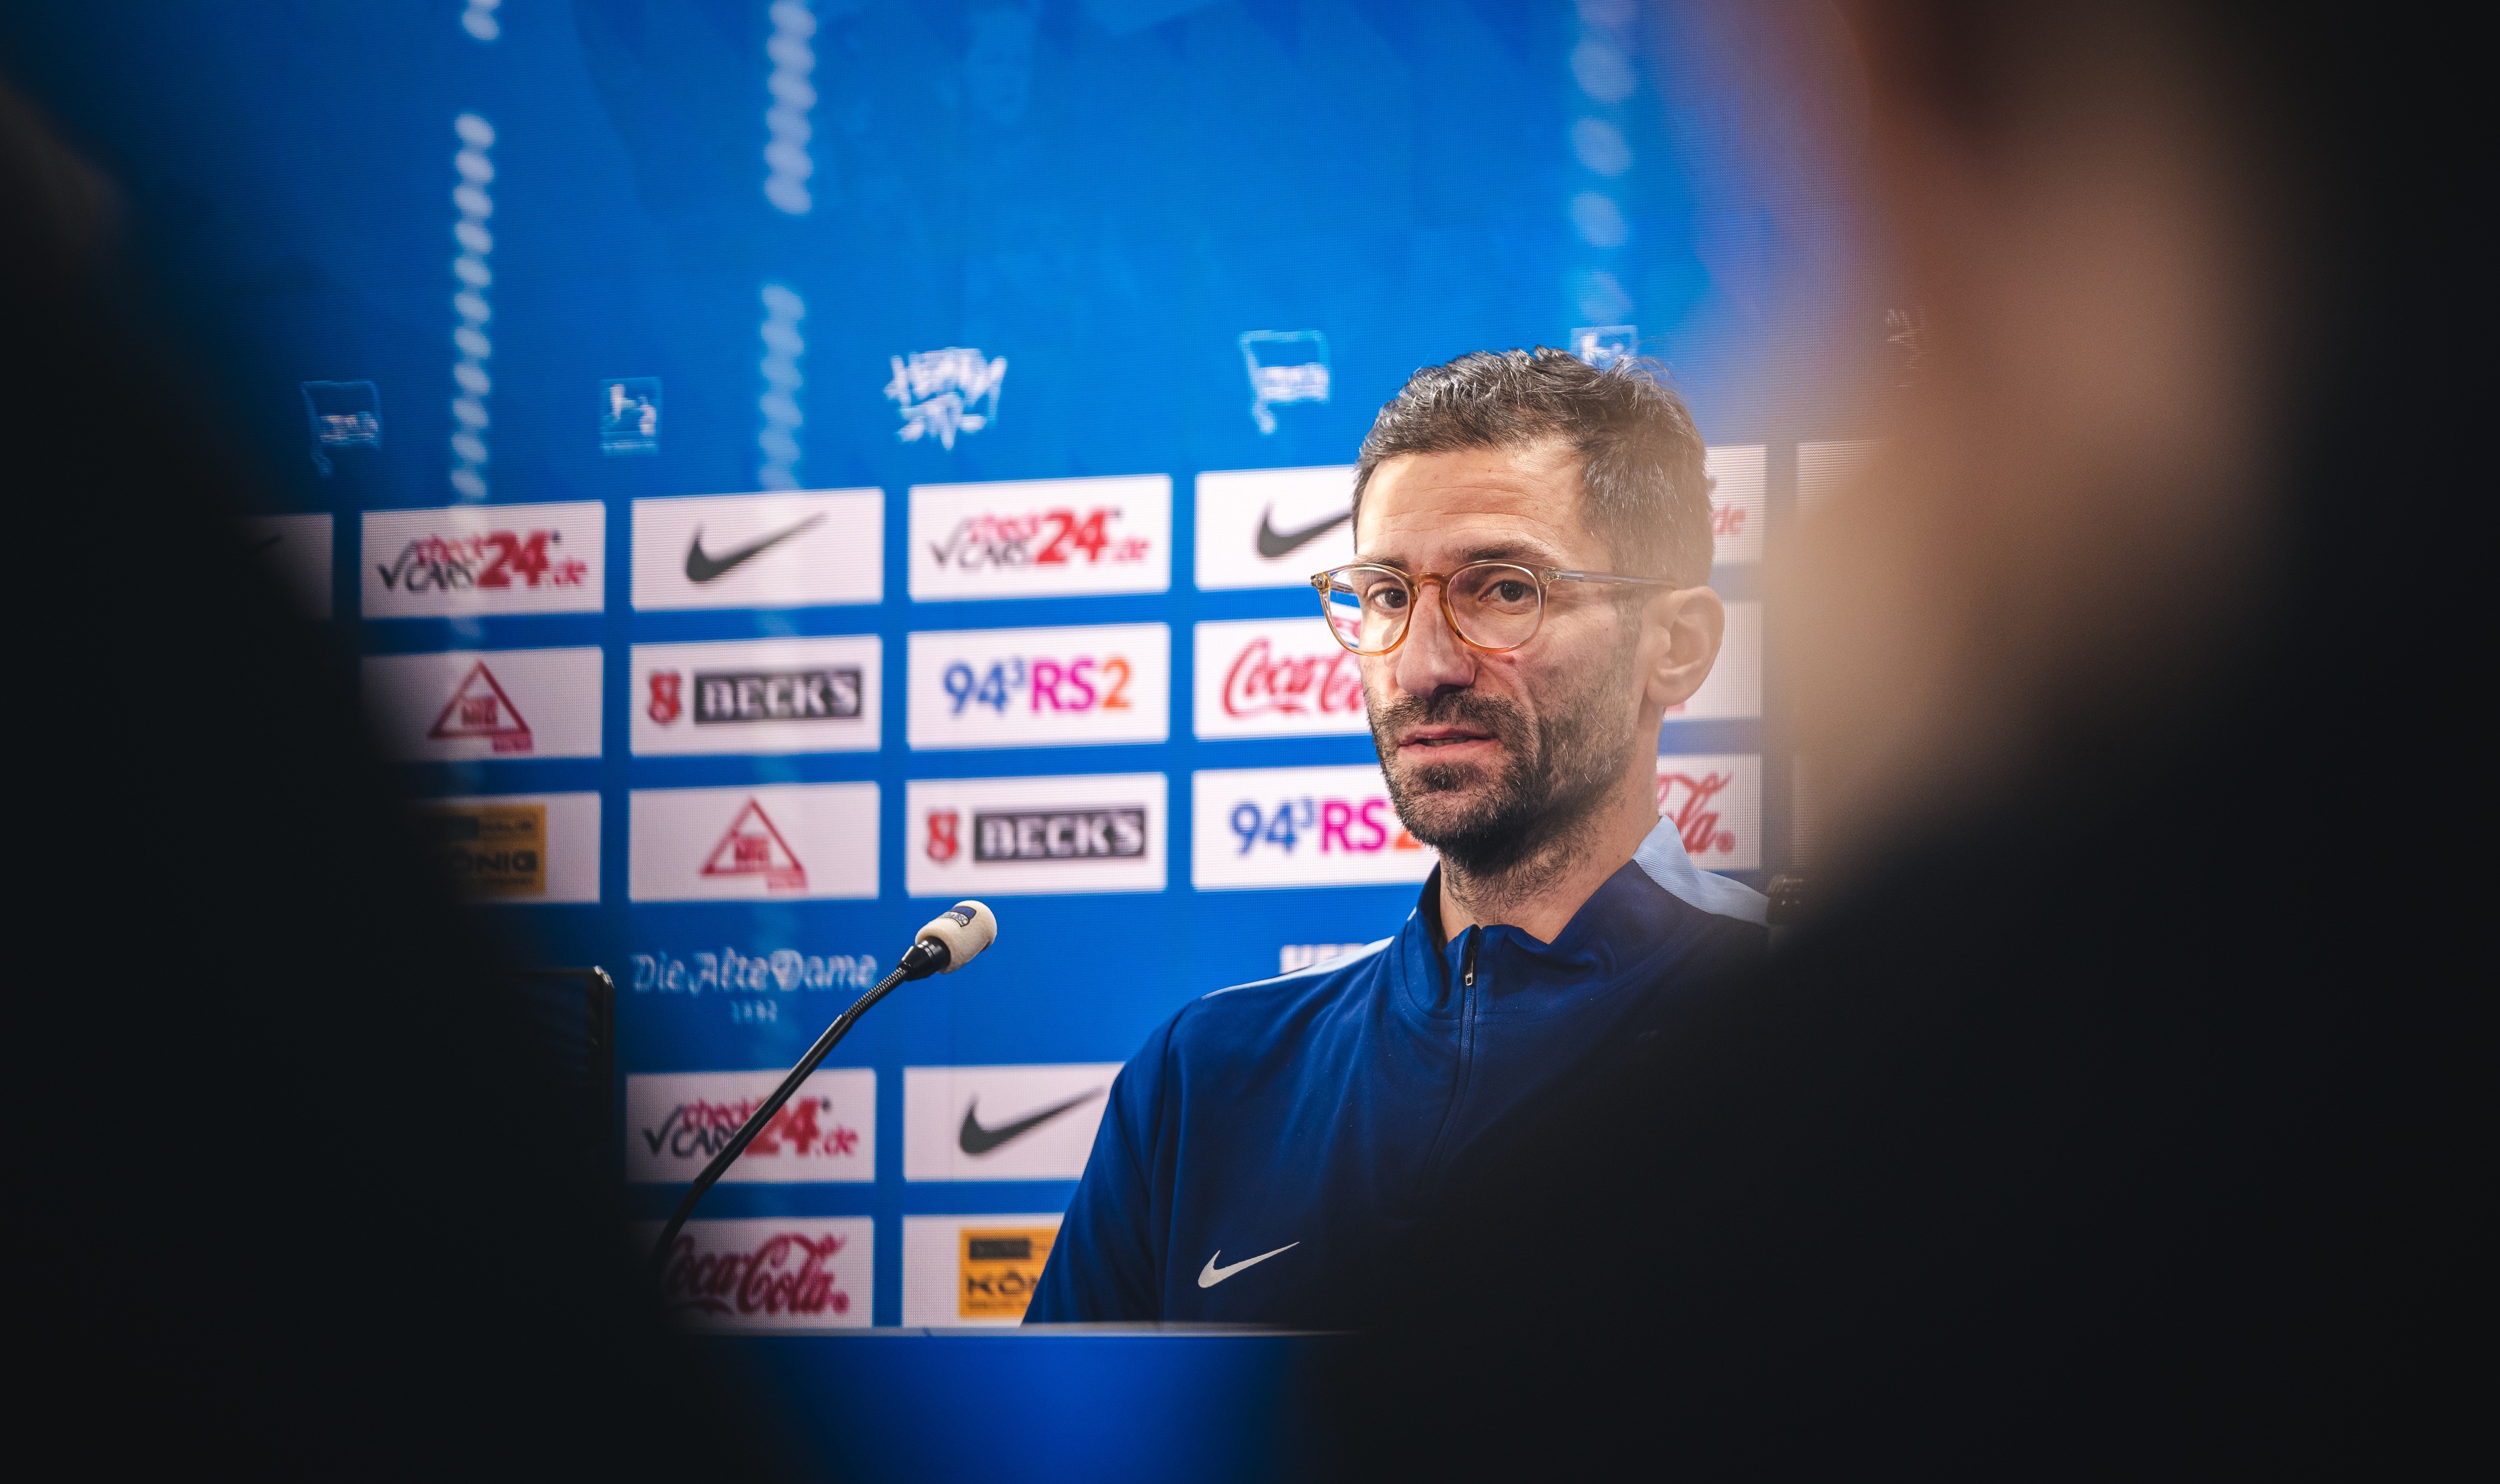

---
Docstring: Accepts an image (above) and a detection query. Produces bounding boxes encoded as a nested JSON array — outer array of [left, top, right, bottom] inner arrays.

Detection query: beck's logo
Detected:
[[958, 1088, 1105, 1156], [703, 799, 809, 891], [696, 668, 861, 724], [648, 671, 683, 724], [684, 513, 828, 584], [426, 661, 534, 753], [970, 808, 1146, 863]]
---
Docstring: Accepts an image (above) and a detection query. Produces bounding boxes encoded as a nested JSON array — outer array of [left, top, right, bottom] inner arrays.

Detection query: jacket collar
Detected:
[[1391, 816, 1747, 1018]]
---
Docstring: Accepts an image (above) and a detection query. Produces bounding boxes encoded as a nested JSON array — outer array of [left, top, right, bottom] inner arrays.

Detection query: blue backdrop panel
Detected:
[[9, 0, 1864, 1395]]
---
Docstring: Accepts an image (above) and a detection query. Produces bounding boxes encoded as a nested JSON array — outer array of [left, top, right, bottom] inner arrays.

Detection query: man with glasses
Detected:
[[1029, 348, 1766, 1324]]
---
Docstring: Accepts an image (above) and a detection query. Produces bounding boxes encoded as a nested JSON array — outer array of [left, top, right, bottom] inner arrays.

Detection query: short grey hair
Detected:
[[1351, 348, 1714, 586]]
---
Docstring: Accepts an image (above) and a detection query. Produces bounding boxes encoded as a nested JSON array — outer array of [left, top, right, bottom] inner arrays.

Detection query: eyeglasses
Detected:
[[1310, 561, 1683, 656]]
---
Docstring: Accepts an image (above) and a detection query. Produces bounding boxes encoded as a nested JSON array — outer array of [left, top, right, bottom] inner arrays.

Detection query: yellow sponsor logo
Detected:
[[959, 1225, 1056, 1320], [417, 801, 547, 898]]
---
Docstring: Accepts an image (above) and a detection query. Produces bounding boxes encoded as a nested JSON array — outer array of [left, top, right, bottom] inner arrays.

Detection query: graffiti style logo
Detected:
[[373, 529, 588, 595], [701, 798, 809, 891], [641, 1094, 858, 1163], [424, 661, 533, 753], [656, 1230, 854, 1320], [301, 379, 381, 476], [1239, 330, 1330, 435], [1656, 769, 1738, 858], [886, 347, 1007, 449], [648, 671, 683, 725], [1220, 636, 1361, 723]]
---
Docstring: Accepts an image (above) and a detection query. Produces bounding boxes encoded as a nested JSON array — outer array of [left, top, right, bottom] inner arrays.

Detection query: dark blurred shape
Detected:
[[2, 79, 798, 1478], [1332, 1, 2473, 1473]]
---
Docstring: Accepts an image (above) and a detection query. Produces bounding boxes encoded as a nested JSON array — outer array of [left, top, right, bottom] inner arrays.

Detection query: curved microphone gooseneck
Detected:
[[646, 901, 999, 1277]]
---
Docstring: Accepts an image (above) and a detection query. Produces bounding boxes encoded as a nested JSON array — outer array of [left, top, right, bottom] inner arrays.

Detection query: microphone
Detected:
[[897, 898, 998, 978], [646, 902, 999, 1275]]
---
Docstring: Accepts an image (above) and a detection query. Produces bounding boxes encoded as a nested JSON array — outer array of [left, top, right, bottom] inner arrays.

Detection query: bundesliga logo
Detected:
[[885, 346, 1007, 450]]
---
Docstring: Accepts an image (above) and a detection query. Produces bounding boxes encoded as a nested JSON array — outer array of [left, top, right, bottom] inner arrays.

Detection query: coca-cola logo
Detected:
[[639, 1094, 859, 1163], [659, 1230, 852, 1319], [1657, 770, 1738, 857], [1221, 636, 1363, 721]]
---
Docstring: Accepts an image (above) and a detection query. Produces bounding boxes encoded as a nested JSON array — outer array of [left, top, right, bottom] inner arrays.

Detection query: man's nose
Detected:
[[1391, 584, 1476, 696]]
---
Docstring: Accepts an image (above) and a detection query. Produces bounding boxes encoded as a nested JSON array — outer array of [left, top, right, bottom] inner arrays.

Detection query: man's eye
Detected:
[[1371, 588, 1409, 611], [1491, 581, 1529, 603]]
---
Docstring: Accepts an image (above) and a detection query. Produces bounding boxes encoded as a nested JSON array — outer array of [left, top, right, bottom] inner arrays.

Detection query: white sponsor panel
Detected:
[[625, 1068, 876, 1184], [1656, 752, 1764, 872], [644, 1217, 873, 1331], [631, 488, 883, 611], [1192, 765, 1436, 891], [904, 773, 1166, 897], [903, 1063, 1121, 1182], [1194, 465, 1358, 591], [363, 646, 604, 761], [629, 635, 881, 756], [1799, 438, 1881, 516], [1661, 600, 1761, 722], [242, 512, 333, 618], [907, 623, 1169, 751], [909, 475, 1171, 600], [1193, 616, 1369, 740], [629, 783, 879, 902], [416, 791, 601, 904], [361, 501, 605, 618], [902, 1214, 1064, 1327], [1706, 444, 1767, 566]]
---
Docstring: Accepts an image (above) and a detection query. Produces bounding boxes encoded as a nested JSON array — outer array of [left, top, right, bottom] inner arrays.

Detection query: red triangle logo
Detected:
[[427, 661, 534, 753], [701, 798, 809, 891]]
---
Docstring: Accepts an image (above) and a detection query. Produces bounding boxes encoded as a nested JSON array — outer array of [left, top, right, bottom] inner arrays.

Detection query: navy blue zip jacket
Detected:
[[1026, 816, 1768, 1325]]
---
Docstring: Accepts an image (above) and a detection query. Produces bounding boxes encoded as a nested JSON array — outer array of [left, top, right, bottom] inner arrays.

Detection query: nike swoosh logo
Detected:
[[684, 512, 829, 583], [1198, 1243, 1299, 1288], [1254, 506, 1351, 561], [958, 1088, 1106, 1156]]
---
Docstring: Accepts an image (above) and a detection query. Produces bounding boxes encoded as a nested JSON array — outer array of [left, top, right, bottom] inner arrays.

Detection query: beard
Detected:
[[1369, 632, 1642, 879]]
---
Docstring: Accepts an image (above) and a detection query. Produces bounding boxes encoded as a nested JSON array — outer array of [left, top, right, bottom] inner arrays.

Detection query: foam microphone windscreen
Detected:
[[916, 900, 998, 972]]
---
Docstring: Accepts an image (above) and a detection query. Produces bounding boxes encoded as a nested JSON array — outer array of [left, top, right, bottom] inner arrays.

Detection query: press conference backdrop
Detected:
[[14, 1, 1876, 1334]]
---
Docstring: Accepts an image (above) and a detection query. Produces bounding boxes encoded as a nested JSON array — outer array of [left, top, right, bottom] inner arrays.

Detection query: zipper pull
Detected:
[[1461, 928, 1478, 989]]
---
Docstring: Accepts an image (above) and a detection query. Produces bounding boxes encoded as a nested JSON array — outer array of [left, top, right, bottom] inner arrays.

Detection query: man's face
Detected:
[[1354, 440, 1647, 873]]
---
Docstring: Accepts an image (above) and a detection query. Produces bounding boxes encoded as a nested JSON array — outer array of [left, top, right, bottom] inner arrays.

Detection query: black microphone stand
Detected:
[[646, 941, 943, 1277]]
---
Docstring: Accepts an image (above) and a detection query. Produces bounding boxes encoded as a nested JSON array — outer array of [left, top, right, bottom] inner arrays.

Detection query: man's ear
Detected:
[[1646, 586, 1726, 711]]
